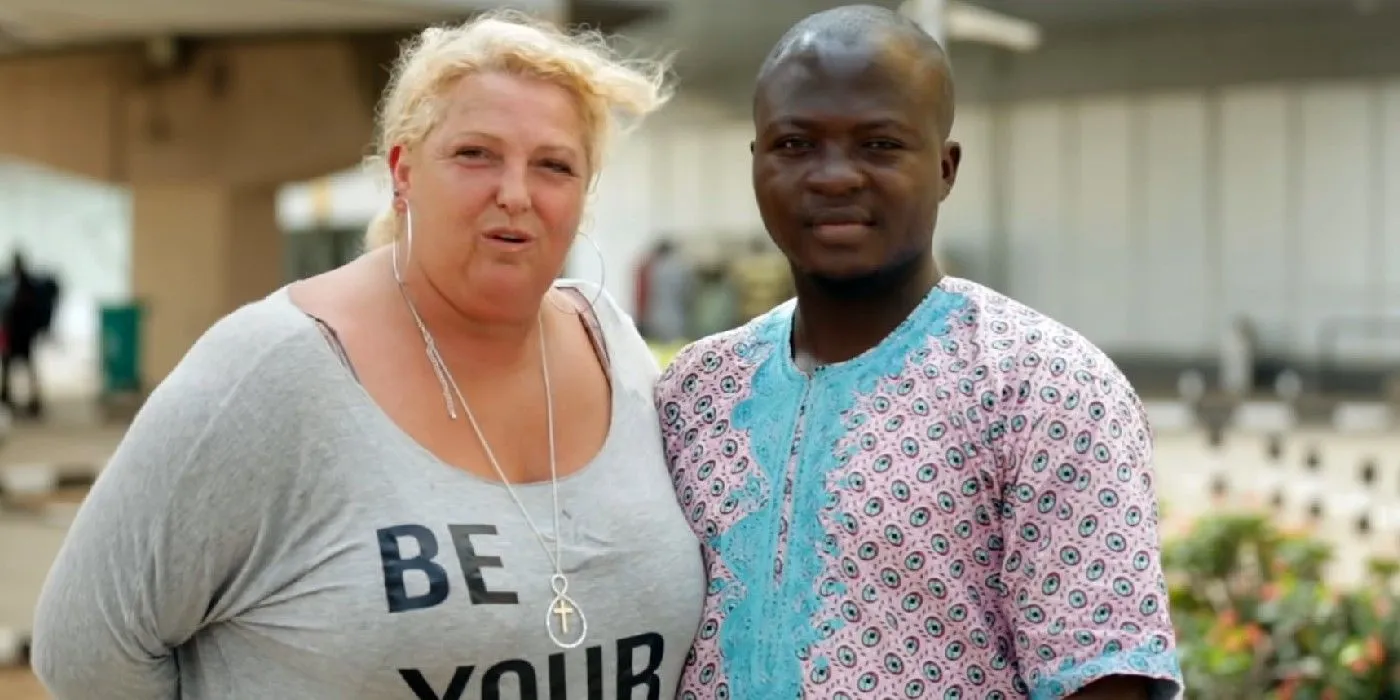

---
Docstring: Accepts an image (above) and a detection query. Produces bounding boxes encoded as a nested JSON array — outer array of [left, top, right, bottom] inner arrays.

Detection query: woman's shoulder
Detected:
[[552, 279, 657, 377], [179, 289, 319, 379], [150, 288, 329, 422], [108, 289, 335, 496], [552, 279, 639, 337]]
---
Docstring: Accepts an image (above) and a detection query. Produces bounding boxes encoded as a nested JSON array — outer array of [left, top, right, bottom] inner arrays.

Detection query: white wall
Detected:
[[577, 77, 1400, 366], [12, 74, 1397, 370], [972, 79, 1400, 364]]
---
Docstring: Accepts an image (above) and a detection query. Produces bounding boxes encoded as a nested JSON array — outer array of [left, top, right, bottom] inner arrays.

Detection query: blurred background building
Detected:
[[1, 0, 1399, 696]]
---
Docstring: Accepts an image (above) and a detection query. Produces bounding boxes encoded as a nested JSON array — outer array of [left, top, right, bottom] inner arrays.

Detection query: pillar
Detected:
[[130, 183, 282, 386], [0, 36, 388, 390], [116, 37, 382, 390]]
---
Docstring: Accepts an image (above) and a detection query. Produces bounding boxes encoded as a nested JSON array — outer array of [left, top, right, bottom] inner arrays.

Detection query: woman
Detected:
[[31, 11, 706, 699]]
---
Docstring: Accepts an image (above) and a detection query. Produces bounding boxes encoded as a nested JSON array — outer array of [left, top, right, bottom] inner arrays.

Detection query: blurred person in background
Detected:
[[687, 261, 739, 338], [728, 236, 794, 322], [1, 251, 57, 418], [32, 11, 705, 699], [633, 238, 659, 334], [641, 238, 691, 342], [1219, 314, 1258, 398], [656, 5, 1182, 699]]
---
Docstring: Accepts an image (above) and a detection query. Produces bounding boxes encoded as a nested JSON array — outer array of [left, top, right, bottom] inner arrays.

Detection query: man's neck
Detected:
[[790, 255, 941, 367]]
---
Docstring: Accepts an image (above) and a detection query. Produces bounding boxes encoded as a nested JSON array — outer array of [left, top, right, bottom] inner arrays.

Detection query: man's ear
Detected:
[[940, 140, 962, 202]]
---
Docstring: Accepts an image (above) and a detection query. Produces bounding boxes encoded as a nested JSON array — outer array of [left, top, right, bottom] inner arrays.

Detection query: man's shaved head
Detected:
[[748, 3, 964, 293], [756, 4, 955, 137]]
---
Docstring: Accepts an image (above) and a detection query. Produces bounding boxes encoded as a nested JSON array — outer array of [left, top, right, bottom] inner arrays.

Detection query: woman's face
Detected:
[[391, 72, 589, 322]]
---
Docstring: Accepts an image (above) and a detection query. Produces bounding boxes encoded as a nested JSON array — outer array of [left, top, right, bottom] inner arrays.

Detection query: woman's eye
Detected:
[[542, 160, 575, 175]]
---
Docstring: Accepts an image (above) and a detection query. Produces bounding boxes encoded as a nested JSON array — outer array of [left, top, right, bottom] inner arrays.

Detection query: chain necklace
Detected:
[[393, 262, 587, 650]]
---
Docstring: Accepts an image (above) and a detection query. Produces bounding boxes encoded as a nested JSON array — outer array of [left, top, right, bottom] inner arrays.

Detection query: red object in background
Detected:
[[634, 255, 655, 323]]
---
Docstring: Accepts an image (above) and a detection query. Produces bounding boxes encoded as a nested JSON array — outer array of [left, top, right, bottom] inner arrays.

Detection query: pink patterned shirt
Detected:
[[656, 277, 1182, 699]]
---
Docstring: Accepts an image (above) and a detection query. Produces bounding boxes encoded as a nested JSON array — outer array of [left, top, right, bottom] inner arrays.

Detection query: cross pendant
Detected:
[[552, 599, 575, 634]]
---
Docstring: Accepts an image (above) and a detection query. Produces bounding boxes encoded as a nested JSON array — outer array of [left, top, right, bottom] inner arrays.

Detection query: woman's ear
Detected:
[[389, 145, 411, 208]]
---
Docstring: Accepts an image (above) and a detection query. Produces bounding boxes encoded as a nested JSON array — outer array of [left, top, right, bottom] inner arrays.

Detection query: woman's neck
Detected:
[[384, 254, 549, 373]]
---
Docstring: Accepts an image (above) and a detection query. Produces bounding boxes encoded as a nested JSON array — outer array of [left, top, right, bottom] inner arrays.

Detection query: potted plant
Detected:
[[1164, 512, 1400, 699]]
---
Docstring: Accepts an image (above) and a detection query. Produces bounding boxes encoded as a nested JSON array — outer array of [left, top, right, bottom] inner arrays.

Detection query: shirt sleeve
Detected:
[[30, 320, 290, 699], [1000, 367, 1184, 700], [654, 341, 697, 455]]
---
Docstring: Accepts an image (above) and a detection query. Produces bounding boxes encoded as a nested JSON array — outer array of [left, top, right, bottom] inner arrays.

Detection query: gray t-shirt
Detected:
[[31, 282, 707, 700]]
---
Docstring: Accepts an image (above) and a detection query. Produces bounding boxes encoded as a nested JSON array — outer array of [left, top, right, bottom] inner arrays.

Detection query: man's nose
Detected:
[[806, 149, 865, 196]]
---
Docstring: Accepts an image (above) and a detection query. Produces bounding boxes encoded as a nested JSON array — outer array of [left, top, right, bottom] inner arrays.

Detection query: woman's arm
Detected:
[[31, 310, 296, 698]]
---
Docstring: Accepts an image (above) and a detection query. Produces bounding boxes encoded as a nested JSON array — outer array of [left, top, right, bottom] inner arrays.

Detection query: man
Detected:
[[656, 6, 1183, 699]]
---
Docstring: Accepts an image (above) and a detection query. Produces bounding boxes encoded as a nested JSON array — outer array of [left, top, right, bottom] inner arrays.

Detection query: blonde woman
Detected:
[[31, 11, 705, 699]]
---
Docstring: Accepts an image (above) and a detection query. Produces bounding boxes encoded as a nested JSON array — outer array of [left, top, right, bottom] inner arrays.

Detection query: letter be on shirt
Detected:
[[378, 523, 520, 612], [378, 525, 670, 699]]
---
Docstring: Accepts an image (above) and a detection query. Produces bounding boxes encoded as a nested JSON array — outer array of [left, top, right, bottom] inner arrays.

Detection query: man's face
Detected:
[[752, 41, 960, 282]]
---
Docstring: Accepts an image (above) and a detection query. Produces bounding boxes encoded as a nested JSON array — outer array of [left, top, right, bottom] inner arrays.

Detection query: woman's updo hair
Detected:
[[363, 9, 673, 249]]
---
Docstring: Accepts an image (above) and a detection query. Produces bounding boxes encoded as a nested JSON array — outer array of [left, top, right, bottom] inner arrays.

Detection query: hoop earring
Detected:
[[576, 231, 606, 308], [392, 207, 414, 286], [550, 230, 607, 314]]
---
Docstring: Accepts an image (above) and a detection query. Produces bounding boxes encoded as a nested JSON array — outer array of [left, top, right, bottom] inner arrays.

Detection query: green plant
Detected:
[[1165, 512, 1400, 699]]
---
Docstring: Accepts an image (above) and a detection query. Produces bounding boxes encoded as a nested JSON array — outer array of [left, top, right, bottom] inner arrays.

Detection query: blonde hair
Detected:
[[363, 9, 673, 249]]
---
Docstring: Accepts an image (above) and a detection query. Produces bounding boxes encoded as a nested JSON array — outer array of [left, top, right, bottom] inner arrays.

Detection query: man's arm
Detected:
[[1071, 676, 1152, 699], [998, 363, 1183, 700]]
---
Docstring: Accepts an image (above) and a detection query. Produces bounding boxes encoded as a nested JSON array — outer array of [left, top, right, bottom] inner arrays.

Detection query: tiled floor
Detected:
[[0, 519, 69, 634], [0, 400, 123, 700], [0, 668, 48, 700]]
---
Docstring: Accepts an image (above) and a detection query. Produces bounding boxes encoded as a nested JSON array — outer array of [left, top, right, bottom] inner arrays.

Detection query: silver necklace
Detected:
[[393, 264, 587, 650]]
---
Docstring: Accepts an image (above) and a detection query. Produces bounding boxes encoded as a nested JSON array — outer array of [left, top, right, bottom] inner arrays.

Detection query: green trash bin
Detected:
[[99, 302, 144, 397]]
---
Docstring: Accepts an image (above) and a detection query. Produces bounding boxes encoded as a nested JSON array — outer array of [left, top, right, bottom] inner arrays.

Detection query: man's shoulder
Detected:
[[657, 303, 790, 396], [944, 277, 1129, 389], [656, 327, 752, 388]]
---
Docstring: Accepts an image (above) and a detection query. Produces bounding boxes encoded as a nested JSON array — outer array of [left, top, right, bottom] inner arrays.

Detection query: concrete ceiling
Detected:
[[4, 0, 1391, 52], [650, 0, 1400, 87], [982, 0, 1392, 29], [2, 0, 1396, 90], [0, 0, 558, 51], [4, 0, 1393, 57]]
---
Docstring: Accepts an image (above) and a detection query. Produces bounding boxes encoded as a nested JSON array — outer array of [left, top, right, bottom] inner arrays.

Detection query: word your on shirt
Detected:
[[377, 523, 668, 700]]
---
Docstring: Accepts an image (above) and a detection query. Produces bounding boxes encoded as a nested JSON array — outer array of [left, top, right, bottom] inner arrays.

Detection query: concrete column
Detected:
[[0, 37, 387, 393], [130, 182, 282, 386]]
